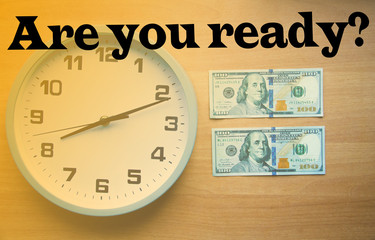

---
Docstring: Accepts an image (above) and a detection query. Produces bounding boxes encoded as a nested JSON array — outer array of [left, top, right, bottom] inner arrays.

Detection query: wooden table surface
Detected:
[[1, 0, 374, 239]]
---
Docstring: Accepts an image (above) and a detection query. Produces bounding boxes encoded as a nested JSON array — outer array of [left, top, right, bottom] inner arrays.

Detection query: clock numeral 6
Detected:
[[96, 179, 109, 193], [155, 85, 169, 100]]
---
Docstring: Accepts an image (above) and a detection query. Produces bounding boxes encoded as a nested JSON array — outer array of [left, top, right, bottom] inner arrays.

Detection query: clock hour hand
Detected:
[[60, 97, 170, 139], [33, 123, 90, 136], [60, 115, 129, 140]]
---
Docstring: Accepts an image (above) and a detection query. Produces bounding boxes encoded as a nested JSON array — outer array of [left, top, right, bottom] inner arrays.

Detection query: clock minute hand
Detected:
[[107, 97, 171, 122], [61, 97, 170, 139]]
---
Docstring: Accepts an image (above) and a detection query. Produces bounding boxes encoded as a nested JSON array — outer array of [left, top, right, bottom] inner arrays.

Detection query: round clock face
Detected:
[[6, 29, 197, 216]]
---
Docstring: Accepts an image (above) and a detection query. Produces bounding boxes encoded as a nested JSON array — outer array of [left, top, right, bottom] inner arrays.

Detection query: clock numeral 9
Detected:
[[30, 110, 43, 124], [155, 85, 169, 100], [40, 80, 62, 96], [41, 143, 54, 157]]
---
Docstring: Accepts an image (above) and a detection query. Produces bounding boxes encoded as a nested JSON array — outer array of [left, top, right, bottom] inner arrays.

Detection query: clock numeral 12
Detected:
[[96, 47, 118, 62]]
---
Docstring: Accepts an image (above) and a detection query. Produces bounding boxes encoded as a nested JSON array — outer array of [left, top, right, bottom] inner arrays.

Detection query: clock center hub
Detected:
[[100, 116, 110, 126]]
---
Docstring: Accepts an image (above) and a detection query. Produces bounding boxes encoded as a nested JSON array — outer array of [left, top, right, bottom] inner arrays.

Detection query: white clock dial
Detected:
[[6, 29, 197, 216]]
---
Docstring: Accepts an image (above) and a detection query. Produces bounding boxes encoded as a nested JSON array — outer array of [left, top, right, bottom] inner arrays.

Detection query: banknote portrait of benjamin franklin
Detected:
[[228, 73, 272, 115], [231, 131, 274, 173]]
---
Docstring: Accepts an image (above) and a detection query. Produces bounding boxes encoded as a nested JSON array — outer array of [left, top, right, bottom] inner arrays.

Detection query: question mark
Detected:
[[348, 12, 369, 47]]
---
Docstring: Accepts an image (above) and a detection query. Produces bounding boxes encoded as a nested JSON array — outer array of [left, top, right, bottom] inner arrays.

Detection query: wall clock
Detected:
[[6, 26, 198, 216]]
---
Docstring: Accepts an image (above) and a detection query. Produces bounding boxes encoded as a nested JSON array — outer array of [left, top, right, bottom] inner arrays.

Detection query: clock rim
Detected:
[[6, 26, 198, 216]]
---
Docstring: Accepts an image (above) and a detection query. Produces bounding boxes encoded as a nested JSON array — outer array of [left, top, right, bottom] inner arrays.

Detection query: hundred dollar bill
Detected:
[[209, 68, 323, 118], [212, 126, 325, 176]]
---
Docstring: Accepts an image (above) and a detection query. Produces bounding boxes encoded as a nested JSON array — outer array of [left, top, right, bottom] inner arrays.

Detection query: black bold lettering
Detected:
[[166, 24, 200, 49], [234, 23, 259, 48], [139, 24, 166, 49], [75, 24, 98, 50], [261, 23, 288, 48], [288, 12, 318, 48], [8, 16, 48, 50], [316, 22, 348, 58], [48, 25, 74, 49], [208, 23, 234, 48], [107, 24, 139, 60]]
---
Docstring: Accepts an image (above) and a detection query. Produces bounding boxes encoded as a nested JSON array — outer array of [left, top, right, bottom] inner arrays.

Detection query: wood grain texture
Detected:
[[1, 0, 374, 239]]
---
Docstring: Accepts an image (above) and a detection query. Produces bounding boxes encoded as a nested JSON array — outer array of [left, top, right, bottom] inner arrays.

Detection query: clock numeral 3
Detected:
[[165, 116, 178, 131]]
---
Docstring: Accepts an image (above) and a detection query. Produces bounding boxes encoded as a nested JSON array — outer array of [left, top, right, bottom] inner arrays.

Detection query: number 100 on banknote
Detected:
[[209, 68, 323, 118], [212, 127, 325, 176]]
